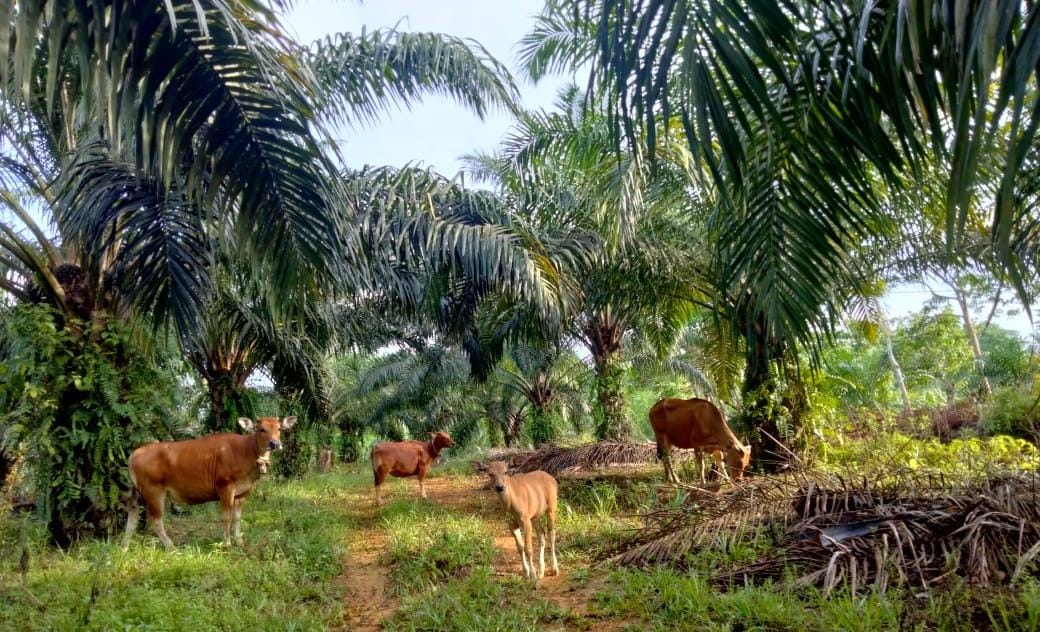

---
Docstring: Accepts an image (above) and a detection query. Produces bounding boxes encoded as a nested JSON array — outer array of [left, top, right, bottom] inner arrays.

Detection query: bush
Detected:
[[981, 385, 1040, 441], [0, 305, 176, 545]]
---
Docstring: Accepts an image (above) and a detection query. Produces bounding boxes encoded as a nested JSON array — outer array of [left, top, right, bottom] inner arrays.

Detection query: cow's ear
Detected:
[[237, 417, 255, 432], [471, 461, 487, 473], [281, 416, 298, 430]]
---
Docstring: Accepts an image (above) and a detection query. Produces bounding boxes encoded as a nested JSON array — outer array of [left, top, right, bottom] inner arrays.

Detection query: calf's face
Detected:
[[485, 461, 510, 493]]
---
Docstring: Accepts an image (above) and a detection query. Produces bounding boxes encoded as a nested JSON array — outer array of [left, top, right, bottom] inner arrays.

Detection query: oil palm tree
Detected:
[[0, 0, 544, 541], [526, 0, 1040, 353], [465, 88, 710, 441], [1, 0, 524, 333], [492, 342, 591, 446]]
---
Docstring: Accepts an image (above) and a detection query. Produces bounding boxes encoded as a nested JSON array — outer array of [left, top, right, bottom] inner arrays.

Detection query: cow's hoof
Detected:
[[549, 567, 560, 576]]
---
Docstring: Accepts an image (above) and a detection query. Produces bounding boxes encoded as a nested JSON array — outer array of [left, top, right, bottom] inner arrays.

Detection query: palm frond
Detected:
[[307, 28, 520, 126]]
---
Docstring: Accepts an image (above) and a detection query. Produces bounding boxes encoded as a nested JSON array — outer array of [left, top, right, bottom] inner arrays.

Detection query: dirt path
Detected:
[[333, 482, 397, 632], [335, 474, 612, 630]]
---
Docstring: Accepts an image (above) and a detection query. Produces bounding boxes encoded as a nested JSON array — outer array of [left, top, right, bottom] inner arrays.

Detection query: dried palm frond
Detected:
[[609, 471, 1040, 595], [511, 442, 696, 475]]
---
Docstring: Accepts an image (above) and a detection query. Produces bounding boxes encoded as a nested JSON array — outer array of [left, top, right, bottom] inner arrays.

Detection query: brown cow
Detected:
[[370, 431, 454, 506], [649, 398, 750, 484], [121, 416, 296, 550]]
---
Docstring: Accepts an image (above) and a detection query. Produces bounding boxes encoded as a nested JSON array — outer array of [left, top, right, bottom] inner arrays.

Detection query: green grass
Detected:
[[387, 567, 574, 631], [5, 459, 1040, 631], [381, 500, 495, 595], [0, 472, 358, 631]]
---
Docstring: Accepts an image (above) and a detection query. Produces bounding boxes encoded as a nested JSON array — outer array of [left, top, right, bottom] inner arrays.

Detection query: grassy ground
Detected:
[[3, 460, 1040, 630]]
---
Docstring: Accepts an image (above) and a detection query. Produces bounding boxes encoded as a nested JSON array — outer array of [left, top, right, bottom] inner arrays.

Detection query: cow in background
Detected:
[[317, 446, 334, 473], [370, 431, 453, 506], [122, 416, 296, 550], [650, 398, 750, 484]]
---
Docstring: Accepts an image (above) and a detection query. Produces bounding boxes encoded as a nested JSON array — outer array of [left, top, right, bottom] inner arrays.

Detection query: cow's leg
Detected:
[[715, 451, 732, 482], [522, 517, 537, 581], [232, 498, 246, 546], [418, 467, 429, 500], [218, 487, 235, 546], [121, 492, 139, 550], [511, 521, 530, 578], [373, 467, 386, 507], [697, 449, 707, 484], [533, 516, 546, 579], [144, 489, 175, 551], [547, 504, 559, 576], [659, 438, 680, 484]]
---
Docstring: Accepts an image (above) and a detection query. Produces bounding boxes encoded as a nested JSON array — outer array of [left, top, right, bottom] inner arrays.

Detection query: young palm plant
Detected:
[[493, 343, 591, 446]]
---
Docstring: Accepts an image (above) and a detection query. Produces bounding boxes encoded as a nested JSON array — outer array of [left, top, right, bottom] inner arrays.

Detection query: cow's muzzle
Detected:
[[494, 484, 505, 493], [268, 440, 282, 450]]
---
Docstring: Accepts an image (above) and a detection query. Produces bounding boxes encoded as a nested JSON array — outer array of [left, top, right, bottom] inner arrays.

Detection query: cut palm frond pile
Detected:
[[610, 472, 1040, 595], [510, 442, 695, 475]]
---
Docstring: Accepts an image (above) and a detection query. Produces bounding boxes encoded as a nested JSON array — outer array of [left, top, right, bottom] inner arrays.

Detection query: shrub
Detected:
[[0, 305, 175, 545], [981, 385, 1040, 441]]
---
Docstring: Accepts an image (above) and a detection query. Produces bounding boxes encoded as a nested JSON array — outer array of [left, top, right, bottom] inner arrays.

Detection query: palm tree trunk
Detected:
[[593, 349, 629, 441], [205, 372, 250, 432], [505, 412, 524, 447], [740, 310, 786, 471], [585, 316, 629, 441], [528, 406, 557, 446]]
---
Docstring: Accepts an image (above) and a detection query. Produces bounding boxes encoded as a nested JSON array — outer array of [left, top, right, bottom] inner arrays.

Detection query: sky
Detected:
[[285, 1, 1038, 340], [286, 0, 572, 175]]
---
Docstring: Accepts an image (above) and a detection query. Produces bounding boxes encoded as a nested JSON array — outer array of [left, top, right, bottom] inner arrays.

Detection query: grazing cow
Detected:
[[474, 460, 559, 582], [370, 431, 454, 506], [121, 416, 296, 550], [649, 398, 750, 484], [317, 446, 334, 473]]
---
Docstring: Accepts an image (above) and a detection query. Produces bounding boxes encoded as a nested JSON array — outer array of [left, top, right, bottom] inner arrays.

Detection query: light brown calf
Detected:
[[649, 397, 751, 484], [122, 416, 295, 550], [370, 431, 454, 506], [474, 460, 559, 582]]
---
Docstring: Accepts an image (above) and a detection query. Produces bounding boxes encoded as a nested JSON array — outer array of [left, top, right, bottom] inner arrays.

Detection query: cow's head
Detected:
[[238, 416, 297, 451], [724, 441, 752, 480], [478, 460, 511, 494], [428, 431, 454, 453]]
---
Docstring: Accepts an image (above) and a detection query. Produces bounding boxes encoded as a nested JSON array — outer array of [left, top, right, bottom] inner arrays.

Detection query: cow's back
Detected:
[[129, 433, 251, 504], [509, 470, 557, 517], [371, 440, 425, 477], [650, 398, 727, 450]]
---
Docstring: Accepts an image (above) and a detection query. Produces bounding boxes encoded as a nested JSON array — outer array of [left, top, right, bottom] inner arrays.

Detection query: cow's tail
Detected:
[[122, 453, 141, 513]]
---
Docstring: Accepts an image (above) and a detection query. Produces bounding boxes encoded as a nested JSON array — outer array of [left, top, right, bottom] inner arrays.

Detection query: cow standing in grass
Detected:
[[370, 431, 453, 506], [474, 460, 559, 582], [650, 398, 751, 484], [122, 416, 295, 550]]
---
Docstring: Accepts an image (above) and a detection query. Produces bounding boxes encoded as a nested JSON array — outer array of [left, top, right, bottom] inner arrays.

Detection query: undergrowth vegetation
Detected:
[[0, 472, 354, 630], [5, 456, 1040, 630], [812, 430, 1040, 479]]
